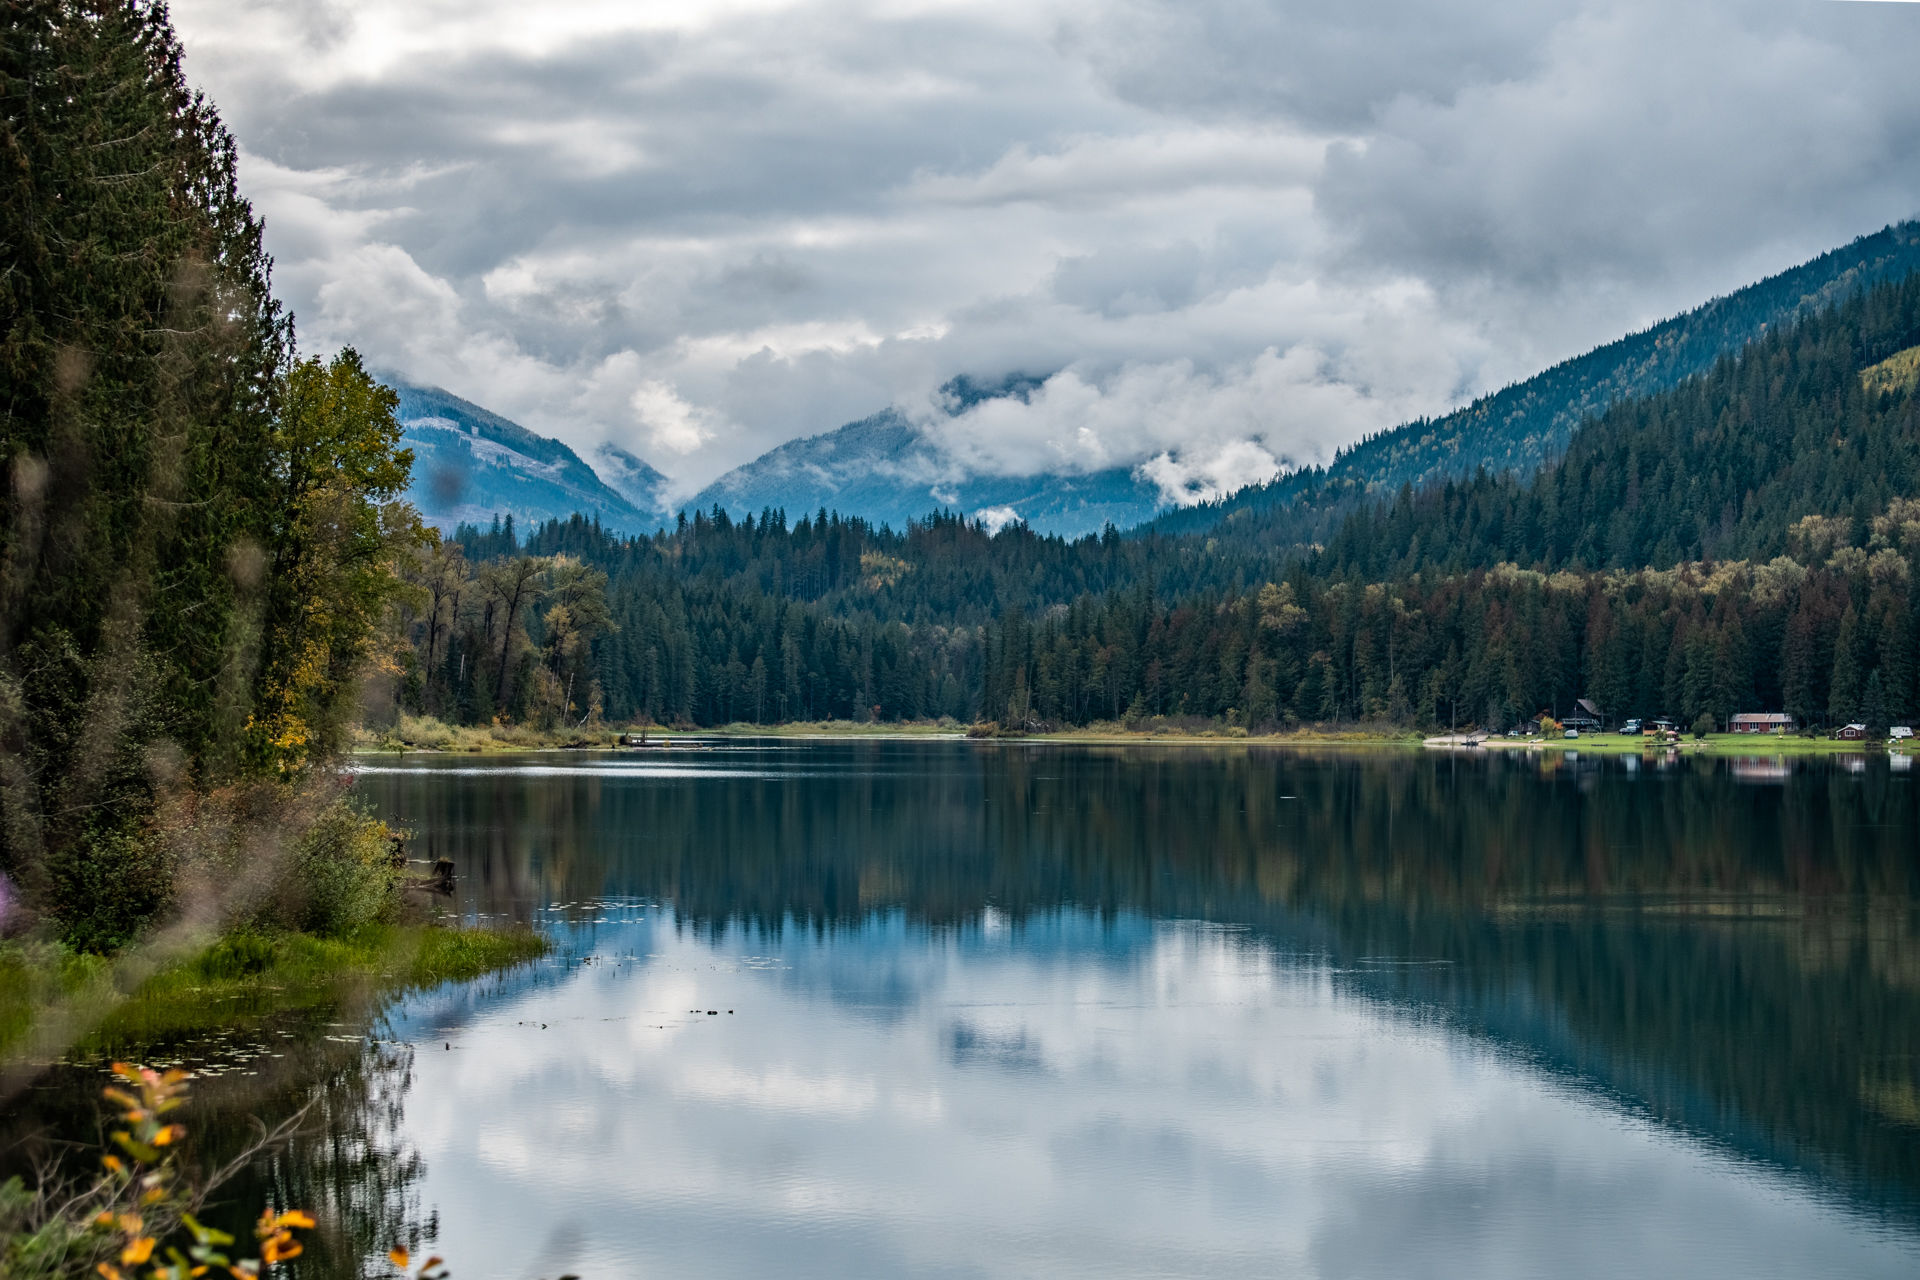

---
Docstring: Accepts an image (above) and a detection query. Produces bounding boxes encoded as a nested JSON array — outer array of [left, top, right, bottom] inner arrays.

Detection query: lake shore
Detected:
[[1477, 732, 1897, 755], [353, 715, 1428, 753], [354, 716, 1899, 755], [1, 923, 548, 1069]]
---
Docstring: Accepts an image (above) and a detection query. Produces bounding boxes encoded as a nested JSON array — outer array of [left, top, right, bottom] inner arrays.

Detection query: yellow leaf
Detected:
[[120, 1237, 156, 1265], [389, 1248, 411, 1268]]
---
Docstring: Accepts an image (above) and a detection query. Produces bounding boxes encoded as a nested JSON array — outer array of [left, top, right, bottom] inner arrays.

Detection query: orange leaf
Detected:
[[263, 1238, 304, 1263], [120, 1237, 156, 1266], [389, 1248, 411, 1268]]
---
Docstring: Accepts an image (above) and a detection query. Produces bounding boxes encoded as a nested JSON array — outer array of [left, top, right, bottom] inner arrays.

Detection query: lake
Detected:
[[21, 741, 1920, 1277]]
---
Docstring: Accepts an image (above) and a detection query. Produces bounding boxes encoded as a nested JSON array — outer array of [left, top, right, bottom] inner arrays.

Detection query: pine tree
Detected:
[[1829, 606, 1864, 726], [1863, 668, 1889, 735], [2, 1, 291, 945]]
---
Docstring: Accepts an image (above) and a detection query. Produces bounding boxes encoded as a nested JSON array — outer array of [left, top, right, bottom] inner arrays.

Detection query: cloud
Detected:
[[166, 0, 1920, 495], [629, 379, 718, 456], [921, 344, 1410, 505]]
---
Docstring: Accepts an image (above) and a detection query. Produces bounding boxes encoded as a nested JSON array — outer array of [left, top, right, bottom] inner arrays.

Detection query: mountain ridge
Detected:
[[1153, 218, 1920, 539], [384, 379, 670, 535], [379, 219, 1920, 546], [687, 406, 1166, 537]]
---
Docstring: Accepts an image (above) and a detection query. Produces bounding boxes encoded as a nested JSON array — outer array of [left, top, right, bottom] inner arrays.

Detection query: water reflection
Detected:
[[336, 744, 1920, 1276], [11, 744, 1919, 1278], [380, 905, 1914, 1278]]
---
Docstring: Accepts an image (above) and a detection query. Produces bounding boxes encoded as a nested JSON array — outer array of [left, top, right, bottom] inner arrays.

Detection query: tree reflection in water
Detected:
[[9, 743, 1918, 1277], [1, 1005, 431, 1277], [368, 744, 1920, 1218]]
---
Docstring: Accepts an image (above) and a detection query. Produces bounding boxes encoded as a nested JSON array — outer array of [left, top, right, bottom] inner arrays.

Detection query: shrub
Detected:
[[46, 823, 177, 955], [254, 801, 401, 937]]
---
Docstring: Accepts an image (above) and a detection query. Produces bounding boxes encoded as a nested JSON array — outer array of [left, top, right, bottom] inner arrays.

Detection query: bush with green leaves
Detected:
[[260, 801, 402, 937]]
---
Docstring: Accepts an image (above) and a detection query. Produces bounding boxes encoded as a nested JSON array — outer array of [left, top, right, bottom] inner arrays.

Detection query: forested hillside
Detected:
[[383, 271, 1920, 736], [1154, 219, 1920, 549]]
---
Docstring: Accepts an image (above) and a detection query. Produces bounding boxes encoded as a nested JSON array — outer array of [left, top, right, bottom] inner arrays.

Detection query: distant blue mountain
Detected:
[[689, 376, 1168, 537], [593, 442, 672, 516], [384, 380, 670, 535]]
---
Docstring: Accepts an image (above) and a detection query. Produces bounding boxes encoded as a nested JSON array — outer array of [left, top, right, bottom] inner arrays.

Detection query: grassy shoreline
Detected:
[[354, 713, 1902, 754], [1480, 732, 1899, 755], [352, 715, 1429, 753], [1, 923, 548, 1065]]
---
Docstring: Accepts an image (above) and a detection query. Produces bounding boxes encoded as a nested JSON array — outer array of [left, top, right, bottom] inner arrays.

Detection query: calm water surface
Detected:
[[28, 742, 1920, 1277]]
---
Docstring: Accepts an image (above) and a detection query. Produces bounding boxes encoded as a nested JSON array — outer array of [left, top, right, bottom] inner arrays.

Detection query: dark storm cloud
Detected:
[[168, 0, 1920, 500]]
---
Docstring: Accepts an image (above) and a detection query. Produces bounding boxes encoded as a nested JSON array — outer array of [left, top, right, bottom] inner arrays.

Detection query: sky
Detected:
[[170, 0, 1920, 504]]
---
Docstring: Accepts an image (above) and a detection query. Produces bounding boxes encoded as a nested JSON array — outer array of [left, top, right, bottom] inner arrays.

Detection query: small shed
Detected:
[[1729, 713, 1796, 734], [1834, 723, 1869, 741]]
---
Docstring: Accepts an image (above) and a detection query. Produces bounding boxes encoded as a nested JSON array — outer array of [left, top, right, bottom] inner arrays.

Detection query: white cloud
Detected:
[[973, 504, 1023, 533], [629, 379, 718, 456], [167, 0, 1920, 496]]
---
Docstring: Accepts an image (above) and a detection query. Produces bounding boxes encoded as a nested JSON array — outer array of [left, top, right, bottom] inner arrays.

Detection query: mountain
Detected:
[[1155, 219, 1920, 540], [1313, 272, 1920, 579], [428, 269, 1920, 735], [385, 380, 669, 535], [689, 378, 1167, 537], [593, 442, 672, 516]]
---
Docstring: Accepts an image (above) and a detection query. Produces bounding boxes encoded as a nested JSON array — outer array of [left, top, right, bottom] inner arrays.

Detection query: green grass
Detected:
[[1, 924, 548, 1060], [700, 719, 966, 737], [355, 713, 611, 753], [354, 715, 977, 751], [1484, 732, 1894, 755], [0, 945, 112, 1057]]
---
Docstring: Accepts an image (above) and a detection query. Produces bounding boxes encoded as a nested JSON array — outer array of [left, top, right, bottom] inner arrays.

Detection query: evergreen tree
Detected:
[[1, 4, 419, 945]]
